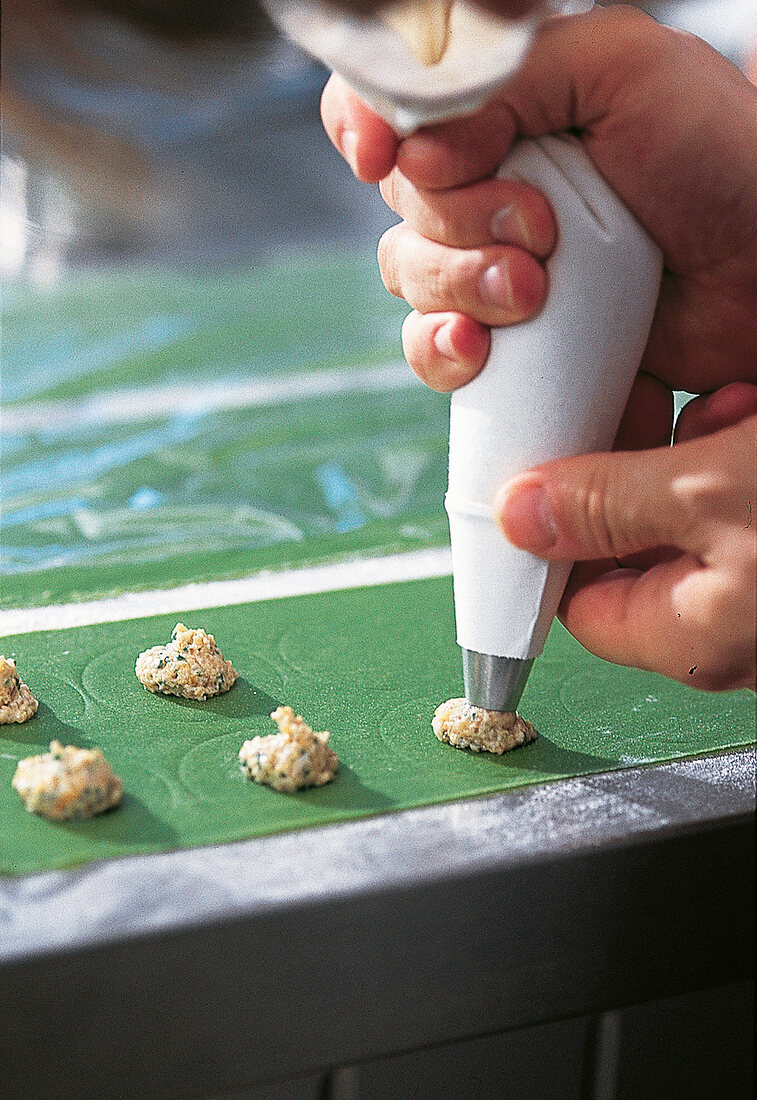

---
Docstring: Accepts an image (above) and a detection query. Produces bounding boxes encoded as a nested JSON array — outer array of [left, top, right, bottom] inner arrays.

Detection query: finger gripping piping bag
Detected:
[[262, 0, 663, 709]]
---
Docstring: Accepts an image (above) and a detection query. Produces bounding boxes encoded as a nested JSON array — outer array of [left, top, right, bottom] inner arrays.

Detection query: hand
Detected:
[[497, 384, 757, 692], [321, 4, 757, 399], [322, 6, 757, 689]]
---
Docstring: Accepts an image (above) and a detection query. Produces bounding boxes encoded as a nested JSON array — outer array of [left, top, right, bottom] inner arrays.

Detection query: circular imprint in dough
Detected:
[[556, 664, 665, 751], [178, 729, 270, 805], [113, 760, 195, 818], [276, 625, 383, 690], [376, 698, 450, 764], [558, 663, 654, 718]]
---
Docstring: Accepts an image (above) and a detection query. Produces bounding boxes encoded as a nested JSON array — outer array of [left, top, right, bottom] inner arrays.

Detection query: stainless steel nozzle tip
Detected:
[[462, 649, 534, 712]]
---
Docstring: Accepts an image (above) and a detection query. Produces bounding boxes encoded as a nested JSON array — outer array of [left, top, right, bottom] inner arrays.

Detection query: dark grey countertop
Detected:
[[1, 748, 753, 1098], [2, 747, 753, 964]]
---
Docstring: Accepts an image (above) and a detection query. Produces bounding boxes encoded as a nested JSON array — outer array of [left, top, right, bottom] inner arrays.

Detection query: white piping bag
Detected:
[[263, 0, 663, 709]]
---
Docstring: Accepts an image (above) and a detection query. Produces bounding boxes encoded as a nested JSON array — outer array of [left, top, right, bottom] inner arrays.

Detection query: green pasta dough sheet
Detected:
[[1, 576, 753, 876]]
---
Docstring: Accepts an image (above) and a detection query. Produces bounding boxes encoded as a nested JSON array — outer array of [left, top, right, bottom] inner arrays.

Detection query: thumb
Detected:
[[495, 426, 750, 563]]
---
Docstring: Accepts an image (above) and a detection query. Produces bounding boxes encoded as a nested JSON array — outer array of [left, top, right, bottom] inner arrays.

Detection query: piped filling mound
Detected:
[[432, 697, 536, 754], [136, 623, 238, 701], [12, 741, 123, 821], [0, 656, 38, 725], [239, 706, 339, 792]]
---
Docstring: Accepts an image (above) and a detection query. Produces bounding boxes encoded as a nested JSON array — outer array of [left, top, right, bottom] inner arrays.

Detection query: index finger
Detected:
[[320, 73, 399, 182]]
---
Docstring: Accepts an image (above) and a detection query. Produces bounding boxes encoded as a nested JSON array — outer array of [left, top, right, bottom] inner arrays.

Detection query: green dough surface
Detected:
[[1, 577, 753, 876], [3, 256, 433, 610], [3, 258, 754, 877]]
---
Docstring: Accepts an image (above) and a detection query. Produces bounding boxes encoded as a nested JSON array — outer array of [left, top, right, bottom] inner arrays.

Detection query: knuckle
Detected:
[[418, 188, 471, 246], [420, 204, 450, 244], [380, 230, 492, 317], [381, 174, 462, 247], [575, 464, 627, 559], [670, 470, 731, 542], [444, 249, 487, 313], [400, 310, 421, 356], [601, 0, 660, 44], [608, 3, 673, 66], [378, 169, 402, 216], [377, 225, 404, 298]]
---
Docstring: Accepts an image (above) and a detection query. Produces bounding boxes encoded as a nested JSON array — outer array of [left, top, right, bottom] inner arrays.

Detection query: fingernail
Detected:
[[499, 482, 558, 552], [340, 129, 359, 170], [433, 321, 457, 361], [491, 203, 533, 250], [480, 260, 516, 312]]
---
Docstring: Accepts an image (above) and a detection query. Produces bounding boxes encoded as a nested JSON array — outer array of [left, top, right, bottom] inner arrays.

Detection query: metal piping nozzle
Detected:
[[462, 649, 534, 712]]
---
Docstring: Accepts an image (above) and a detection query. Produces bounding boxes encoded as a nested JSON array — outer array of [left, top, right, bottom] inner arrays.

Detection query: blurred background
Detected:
[[1, 0, 756, 613], [1, 0, 396, 277], [2, 0, 755, 278]]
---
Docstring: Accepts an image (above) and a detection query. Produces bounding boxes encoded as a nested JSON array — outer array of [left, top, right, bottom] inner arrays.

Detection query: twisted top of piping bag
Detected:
[[380, 1, 454, 67], [262, 0, 540, 129]]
